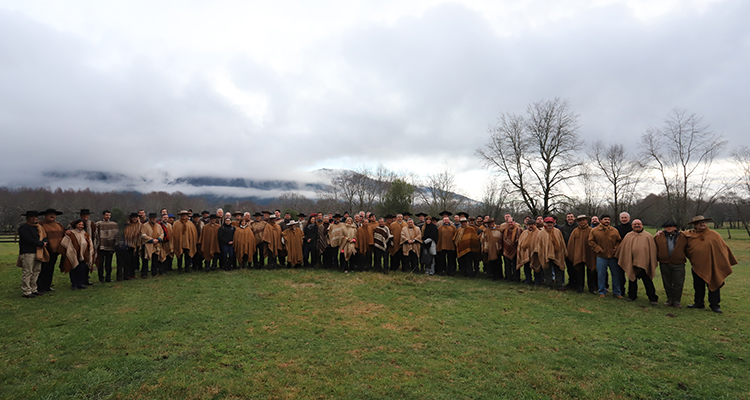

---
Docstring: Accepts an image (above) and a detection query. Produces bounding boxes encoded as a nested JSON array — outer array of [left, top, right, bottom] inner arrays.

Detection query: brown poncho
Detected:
[[437, 224, 456, 252], [199, 222, 221, 261], [543, 227, 567, 270], [328, 223, 344, 249], [234, 223, 257, 262], [517, 227, 548, 273], [251, 220, 267, 244], [615, 230, 658, 281], [400, 225, 422, 256], [356, 224, 371, 254], [389, 220, 407, 256], [171, 219, 198, 258], [124, 221, 142, 249], [140, 222, 166, 261], [566, 225, 596, 271], [59, 229, 94, 273], [373, 225, 392, 252], [340, 222, 358, 261], [39, 220, 64, 253], [317, 222, 330, 254], [684, 228, 737, 291], [502, 223, 520, 259], [263, 223, 283, 257], [481, 226, 503, 261], [282, 226, 304, 265], [453, 226, 480, 258]]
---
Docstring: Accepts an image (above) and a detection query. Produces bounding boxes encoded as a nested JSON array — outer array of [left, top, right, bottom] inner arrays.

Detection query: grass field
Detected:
[[1, 230, 748, 400]]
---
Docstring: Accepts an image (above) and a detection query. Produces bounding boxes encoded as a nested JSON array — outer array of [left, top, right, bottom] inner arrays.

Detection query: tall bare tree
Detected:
[[476, 178, 510, 220], [589, 141, 643, 216], [476, 97, 582, 216], [641, 109, 727, 227], [416, 167, 466, 216]]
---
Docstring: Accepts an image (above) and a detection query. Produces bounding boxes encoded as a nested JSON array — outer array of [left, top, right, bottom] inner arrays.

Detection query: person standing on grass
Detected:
[[159, 214, 174, 272], [303, 215, 319, 268], [282, 220, 304, 268], [517, 217, 546, 285], [389, 214, 407, 272], [542, 217, 567, 290], [37, 208, 64, 294], [436, 213, 457, 276], [501, 217, 520, 282], [251, 212, 267, 269], [339, 217, 358, 273], [566, 215, 597, 293], [123, 213, 142, 280], [683, 216, 737, 314], [263, 214, 283, 269], [140, 213, 165, 278], [654, 220, 688, 308], [615, 219, 659, 305], [481, 218, 503, 280], [218, 216, 236, 271], [172, 210, 198, 274], [18, 210, 48, 298], [94, 210, 119, 283], [400, 218, 422, 273], [588, 214, 623, 299], [559, 213, 577, 290], [60, 219, 94, 290], [233, 213, 257, 269], [199, 214, 221, 271], [372, 217, 392, 273], [420, 216, 438, 276], [454, 217, 480, 277], [615, 212, 633, 298], [191, 213, 205, 271]]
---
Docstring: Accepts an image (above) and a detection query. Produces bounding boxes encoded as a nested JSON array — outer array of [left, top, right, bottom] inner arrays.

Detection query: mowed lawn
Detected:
[[1, 232, 749, 400]]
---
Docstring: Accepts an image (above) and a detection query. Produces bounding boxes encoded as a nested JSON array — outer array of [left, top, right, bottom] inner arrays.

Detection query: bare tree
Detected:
[[416, 166, 466, 216], [733, 146, 750, 196], [476, 178, 510, 219], [641, 109, 727, 227], [589, 141, 643, 216], [476, 98, 582, 216]]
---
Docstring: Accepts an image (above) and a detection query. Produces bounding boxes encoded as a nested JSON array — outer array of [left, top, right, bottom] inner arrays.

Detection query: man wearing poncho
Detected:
[[60, 219, 95, 290], [517, 218, 547, 285], [123, 213, 142, 279], [453, 217, 480, 277], [263, 215, 283, 269], [338, 218, 358, 272], [436, 213, 457, 276], [372, 218, 392, 273], [140, 213, 166, 277], [38, 208, 64, 294], [389, 214, 407, 272], [282, 221, 304, 268], [172, 210, 198, 274], [615, 219, 659, 305], [683, 216, 737, 313], [250, 212, 267, 269], [199, 215, 221, 271], [400, 219, 422, 273], [541, 217, 567, 290], [18, 211, 49, 297], [501, 217, 521, 282], [566, 215, 597, 293], [481, 219, 503, 280], [234, 213, 257, 269]]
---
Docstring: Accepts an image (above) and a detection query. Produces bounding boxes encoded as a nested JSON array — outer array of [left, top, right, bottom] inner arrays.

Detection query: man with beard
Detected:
[[454, 217, 480, 277], [94, 210, 119, 283], [542, 217, 567, 290], [172, 210, 198, 274], [123, 213, 142, 280], [654, 220, 687, 308], [588, 214, 623, 298], [372, 217, 392, 273], [37, 208, 64, 294], [684, 216, 737, 313], [263, 215, 283, 269], [615, 219, 659, 305], [199, 214, 221, 272], [389, 214, 407, 272], [436, 212, 457, 276], [141, 213, 166, 277], [566, 215, 597, 293], [400, 218, 422, 273], [517, 217, 546, 285], [250, 212, 267, 269], [501, 216, 521, 282], [481, 218, 503, 280], [282, 220, 304, 268], [234, 213, 256, 269]]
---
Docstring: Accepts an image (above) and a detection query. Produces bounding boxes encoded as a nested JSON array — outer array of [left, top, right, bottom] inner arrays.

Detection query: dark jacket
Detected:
[[559, 222, 576, 244], [18, 223, 46, 254], [304, 223, 319, 245], [217, 224, 235, 246], [422, 223, 439, 244], [616, 223, 633, 241]]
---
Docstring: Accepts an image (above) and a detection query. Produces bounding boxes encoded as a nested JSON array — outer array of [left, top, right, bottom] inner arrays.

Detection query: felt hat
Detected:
[[148, 212, 157, 218], [576, 215, 588, 221], [252, 212, 263, 217], [688, 215, 712, 225], [661, 220, 677, 227], [298, 213, 307, 218], [191, 213, 201, 218], [438, 210, 452, 217], [457, 212, 469, 218], [80, 209, 90, 215], [177, 210, 190, 215], [415, 212, 428, 217], [459, 217, 468, 222], [40, 208, 63, 215], [209, 214, 219, 219], [333, 213, 343, 218], [233, 211, 243, 216], [129, 212, 139, 218], [21, 210, 39, 217]]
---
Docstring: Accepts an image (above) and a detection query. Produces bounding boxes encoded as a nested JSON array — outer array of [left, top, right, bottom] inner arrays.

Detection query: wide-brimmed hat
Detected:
[[459, 217, 468, 222], [576, 214, 588, 221], [457, 212, 469, 218], [232, 211, 243, 216], [191, 213, 201, 218], [688, 215, 712, 225], [129, 212, 139, 218], [40, 208, 63, 215], [661, 220, 677, 227], [80, 209, 90, 215], [332, 213, 343, 218], [209, 214, 219, 219], [268, 214, 277, 219], [148, 212, 157, 218], [438, 210, 452, 217], [177, 210, 190, 215], [252, 212, 263, 217], [21, 210, 39, 217], [415, 212, 428, 217], [298, 213, 307, 218]]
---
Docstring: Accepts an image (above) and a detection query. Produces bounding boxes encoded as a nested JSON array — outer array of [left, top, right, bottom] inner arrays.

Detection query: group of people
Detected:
[[16, 207, 737, 313]]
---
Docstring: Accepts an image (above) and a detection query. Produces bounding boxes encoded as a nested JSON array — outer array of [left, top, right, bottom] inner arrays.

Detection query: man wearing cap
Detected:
[[172, 210, 198, 274], [234, 213, 257, 269], [654, 220, 688, 308], [389, 214, 407, 272], [501, 216, 521, 282], [481, 218, 503, 280], [454, 216, 480, 277], [436, 212, 457, 276], [18, 211, 49, 297], [282, 220, 304, 268], [38, 208, 64, 294], [199, 214, 221, 271], [93, 210, 119, 283], [263, 215, 283, 269], [615, 219, 659, 305], [140, 213, 165, 277], [683, 216, 737, 313], [542, 217, 567, 290], [566, 215, 597, 293], [250, 212, 267, 269], [588, 214, 623, 298], [123, 213, 142, 279]]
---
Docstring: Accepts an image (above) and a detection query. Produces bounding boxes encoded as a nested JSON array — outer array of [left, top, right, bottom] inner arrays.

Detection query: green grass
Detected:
[[1, 230, 749, 400]]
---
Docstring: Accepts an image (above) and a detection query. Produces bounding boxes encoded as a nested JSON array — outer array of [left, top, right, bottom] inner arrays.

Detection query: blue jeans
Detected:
[[597, 257, 622, 296], [220, 244, 235, 269]]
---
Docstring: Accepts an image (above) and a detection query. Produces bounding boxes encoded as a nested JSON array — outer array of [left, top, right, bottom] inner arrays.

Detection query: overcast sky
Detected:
[[1, 0, 748, 199]]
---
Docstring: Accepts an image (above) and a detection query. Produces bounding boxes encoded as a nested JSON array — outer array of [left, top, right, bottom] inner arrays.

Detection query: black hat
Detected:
[[298, 213, 307, 218], [415, 212, 428, 217], [80, 209, 90, 215], [192, 213, 201, 218], [343, 211, 350, 215], [262, 210, 271, 215], [438, 210, 452, 217], [333, 213, 343, 218], [209, 214, 219, 219], [384, 214, 394, 219], [252, 212, 263, 217], [148, 212, 157, 218], [402, 211, 412, 216], [661, 220, 677, 228], [233, 211, 243, 216], [201, 210, 210, 215], [40, 208, 63, 215], [457, 212, 469, 218], [129, 212, 139, 218], [21, 210, 39, 217]]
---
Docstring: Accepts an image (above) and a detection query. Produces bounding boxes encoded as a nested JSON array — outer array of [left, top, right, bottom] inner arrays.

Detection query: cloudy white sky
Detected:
[[1, 0, 748, 199]]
